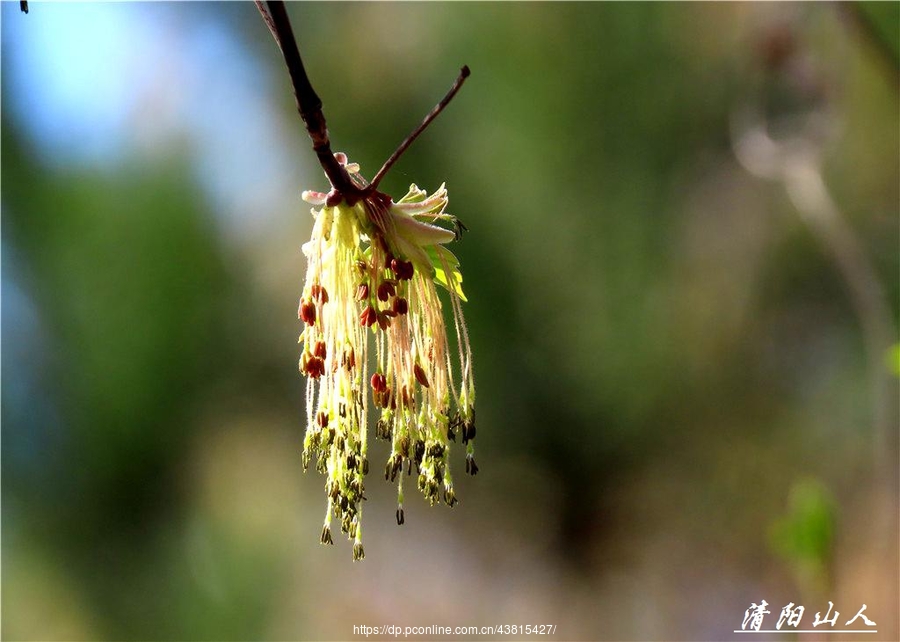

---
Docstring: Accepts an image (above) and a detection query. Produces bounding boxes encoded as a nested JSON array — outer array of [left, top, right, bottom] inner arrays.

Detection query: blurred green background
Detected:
[[2, 2, 898, 640]]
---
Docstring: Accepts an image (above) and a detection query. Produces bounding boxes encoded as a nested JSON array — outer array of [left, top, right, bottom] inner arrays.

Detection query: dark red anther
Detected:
[[356, 283, 369, 301], [370, 372, 386, 393], [393, 297, 408, 315], [304, 356, 325, 379], [310, 284, 329, 304], [414, 363, 430, 388], [300, 299, 316, 326], [317, 411, 329, 428], [377, 281, 395, 302], [314, 341, 327, 359], [377, 385, 392, 409], [359, 305, 377, 327], [377, 311, 391, 331], [391, 258, 415, 280]]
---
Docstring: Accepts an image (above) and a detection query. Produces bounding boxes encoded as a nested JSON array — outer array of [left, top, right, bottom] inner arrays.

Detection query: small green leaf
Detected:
[[426, 245, 466, 301], [397, 183, 427, 204], [887, 343, 900, 377]]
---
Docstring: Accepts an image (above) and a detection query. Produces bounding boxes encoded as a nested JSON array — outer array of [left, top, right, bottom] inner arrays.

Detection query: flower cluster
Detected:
[[298, 154, 476, 560]]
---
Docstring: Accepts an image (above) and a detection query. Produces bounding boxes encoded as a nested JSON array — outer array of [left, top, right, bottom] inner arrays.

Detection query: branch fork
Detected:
[[256, 1, 469, 206]]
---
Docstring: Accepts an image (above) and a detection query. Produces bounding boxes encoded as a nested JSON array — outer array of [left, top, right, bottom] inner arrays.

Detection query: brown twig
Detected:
[[254, 1, 279, 47], [256, 2, 470, 203], [371, 66, 471, 190], [257, 1, 358, 199]]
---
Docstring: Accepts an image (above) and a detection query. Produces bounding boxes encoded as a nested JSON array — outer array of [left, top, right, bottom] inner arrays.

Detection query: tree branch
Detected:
[[256, 2, 471, 203], [371, 66, 471, 190], [257, 1, 358, 198]]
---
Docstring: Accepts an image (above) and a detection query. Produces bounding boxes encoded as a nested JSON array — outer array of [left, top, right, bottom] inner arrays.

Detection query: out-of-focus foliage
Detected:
[[768, 478, 835, 595], [2, 2, 897, 641], [854, 1, 900, 68], [888, 343, 900, 377]]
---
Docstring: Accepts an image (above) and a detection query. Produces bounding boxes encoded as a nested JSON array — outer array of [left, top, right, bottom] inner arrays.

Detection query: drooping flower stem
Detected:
[[256, 1, 476, 559], [298, 174, 477, 557]]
